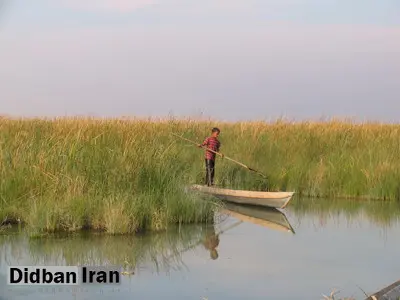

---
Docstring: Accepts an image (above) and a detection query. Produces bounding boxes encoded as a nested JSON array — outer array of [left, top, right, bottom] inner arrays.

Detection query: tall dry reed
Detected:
[[1, 117, 400, 232]]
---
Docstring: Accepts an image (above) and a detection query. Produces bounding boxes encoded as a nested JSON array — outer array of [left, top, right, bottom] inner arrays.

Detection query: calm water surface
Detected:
[[1, 198, 400, 300]]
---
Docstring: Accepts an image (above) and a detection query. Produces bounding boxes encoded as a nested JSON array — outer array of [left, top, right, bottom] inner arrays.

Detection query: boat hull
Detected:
[[189, 184, 295, 209]]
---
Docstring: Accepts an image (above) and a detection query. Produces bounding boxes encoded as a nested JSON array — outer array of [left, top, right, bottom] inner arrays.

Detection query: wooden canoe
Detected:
[[222, 202, 295, 234], [365, 279, 400, 300], [189, 184, 295, 209]]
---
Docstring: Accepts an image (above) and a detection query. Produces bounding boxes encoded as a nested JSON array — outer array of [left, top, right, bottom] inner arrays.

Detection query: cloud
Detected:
[[59, 0, 157, 13]]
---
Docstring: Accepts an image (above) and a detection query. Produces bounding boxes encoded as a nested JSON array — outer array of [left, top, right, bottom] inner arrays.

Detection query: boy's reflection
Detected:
[[202, 225, 219, 260]]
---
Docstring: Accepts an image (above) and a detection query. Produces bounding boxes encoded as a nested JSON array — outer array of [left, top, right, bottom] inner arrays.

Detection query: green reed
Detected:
[[1, 117, 400, 233]]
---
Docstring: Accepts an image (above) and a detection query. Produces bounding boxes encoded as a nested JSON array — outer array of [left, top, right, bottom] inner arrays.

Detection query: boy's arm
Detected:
[[198, 137, 208, 147]]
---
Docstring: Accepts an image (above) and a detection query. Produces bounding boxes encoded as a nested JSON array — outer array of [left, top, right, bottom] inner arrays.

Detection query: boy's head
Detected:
[[210, 249, 219, 260], [211, 127, 220, 137]]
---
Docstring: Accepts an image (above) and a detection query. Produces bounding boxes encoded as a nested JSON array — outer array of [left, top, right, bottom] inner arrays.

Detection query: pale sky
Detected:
[[0, 0, 399, 122]]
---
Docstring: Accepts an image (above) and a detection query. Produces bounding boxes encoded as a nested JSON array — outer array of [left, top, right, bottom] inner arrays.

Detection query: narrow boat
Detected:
[[189, 184, 295, 209], [222, 202, 295, 234], [365, 279, 400, 300]]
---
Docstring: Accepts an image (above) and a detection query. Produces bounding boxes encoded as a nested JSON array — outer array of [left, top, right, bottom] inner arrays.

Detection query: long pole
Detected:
[[171, 133, 267, 179]]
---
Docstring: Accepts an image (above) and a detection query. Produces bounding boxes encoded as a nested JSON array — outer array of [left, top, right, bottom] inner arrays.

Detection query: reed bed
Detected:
[[1, 117, 400, 233]]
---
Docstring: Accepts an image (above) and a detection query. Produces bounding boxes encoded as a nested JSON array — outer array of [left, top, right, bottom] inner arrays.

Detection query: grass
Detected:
[[1, 116, 400, 233]]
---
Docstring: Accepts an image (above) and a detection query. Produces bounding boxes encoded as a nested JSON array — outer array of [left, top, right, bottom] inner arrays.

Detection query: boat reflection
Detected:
[[196, 203, 296, 261], [221, 202, 296, 234]]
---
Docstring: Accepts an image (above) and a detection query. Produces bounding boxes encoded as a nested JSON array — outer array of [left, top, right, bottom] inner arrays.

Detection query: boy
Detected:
[[198, 127, 222, 186]]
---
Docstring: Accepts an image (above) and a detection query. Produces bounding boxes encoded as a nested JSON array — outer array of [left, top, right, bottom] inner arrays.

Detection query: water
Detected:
[[1, 197, 400, 300]]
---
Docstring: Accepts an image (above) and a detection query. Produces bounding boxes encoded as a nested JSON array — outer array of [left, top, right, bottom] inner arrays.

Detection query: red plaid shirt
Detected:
[[201, 136, 220, 160]]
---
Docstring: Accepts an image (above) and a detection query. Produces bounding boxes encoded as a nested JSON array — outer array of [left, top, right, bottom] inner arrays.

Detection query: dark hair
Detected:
[[211, 127, 220, 133]]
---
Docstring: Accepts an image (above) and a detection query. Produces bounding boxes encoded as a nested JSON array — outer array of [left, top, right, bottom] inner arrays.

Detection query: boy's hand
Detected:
[[220, 153, 224, 158], [197, 144, 202, 148]]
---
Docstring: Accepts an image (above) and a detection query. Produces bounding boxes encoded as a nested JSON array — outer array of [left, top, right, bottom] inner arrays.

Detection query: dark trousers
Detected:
[[205, 159, 215, 186]]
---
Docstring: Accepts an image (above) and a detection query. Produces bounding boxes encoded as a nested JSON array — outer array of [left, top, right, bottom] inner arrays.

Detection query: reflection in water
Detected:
[[1, 197, 399, 272], [5, 197, 397, 272], [202, 225, 220, 260], [1, 198, 400, 300], [200, 202, 297, 262], [288, 197, 400, 229], [0, 202, 295, 272], [221, 202, 295, 234], [0, 224, 209, 274]]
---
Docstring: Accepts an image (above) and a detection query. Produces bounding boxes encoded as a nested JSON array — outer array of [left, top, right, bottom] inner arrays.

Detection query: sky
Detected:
[[0, 0, 399, 122]]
